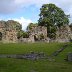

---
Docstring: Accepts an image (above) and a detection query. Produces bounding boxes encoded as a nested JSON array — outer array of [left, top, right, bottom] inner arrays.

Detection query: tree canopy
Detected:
[[38, 3, 69, 38], [17, 30, 29, 39], [27, 23, 38, 30]]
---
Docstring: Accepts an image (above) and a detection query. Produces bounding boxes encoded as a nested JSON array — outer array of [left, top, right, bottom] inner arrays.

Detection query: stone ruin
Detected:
[[0, 20, 49, 43], [0, 20, 21, 43], [19, 26, 49, 43], [0, 52, 47, 60], [28, 26, 48, 42], [0, 44, 68, 61], [21, 24, 72, 43], [0, 20, 72, 43], [56, 25, 72, 42]]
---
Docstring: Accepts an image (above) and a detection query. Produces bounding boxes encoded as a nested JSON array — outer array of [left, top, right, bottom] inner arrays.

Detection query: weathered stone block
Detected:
[[67, 52, 72, 62]]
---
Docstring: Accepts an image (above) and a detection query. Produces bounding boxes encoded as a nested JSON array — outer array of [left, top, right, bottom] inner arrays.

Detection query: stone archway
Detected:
[[0, 32, 2, 41], [34, 35, 38, 41]]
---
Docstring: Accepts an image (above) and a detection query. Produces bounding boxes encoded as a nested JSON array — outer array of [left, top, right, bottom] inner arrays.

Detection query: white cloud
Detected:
[[0, 0, 72, 16], [0, 0, 49, 14], [13, 17, 32, 31], [14, 0, 49, 7], [0, 0, 72, 22], [14, 0, 72, 16]]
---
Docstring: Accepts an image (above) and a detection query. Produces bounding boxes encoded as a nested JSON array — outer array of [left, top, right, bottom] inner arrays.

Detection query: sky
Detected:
[[0, 0, 72, 30]]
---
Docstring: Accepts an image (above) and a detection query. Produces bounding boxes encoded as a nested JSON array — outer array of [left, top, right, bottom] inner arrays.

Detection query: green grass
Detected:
[[0, 43, 63, 54], [0, 42, 72, 72]]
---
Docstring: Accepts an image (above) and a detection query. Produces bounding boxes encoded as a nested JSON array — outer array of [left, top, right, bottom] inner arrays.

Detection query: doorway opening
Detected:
[[0, 32, 2, 41]]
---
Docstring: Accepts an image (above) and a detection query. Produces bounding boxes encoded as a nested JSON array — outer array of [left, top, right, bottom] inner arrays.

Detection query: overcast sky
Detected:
[[0, 0, 72, 30]]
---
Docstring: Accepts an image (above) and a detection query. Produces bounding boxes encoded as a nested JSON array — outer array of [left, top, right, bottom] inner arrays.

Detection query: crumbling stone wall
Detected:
[[56, 25, 72, 42], [20, 26, 49, 43], [0, 20, 72, 43], [0, 20, 21, 43], [21, 25, 72, 43], [0, 21, 6, 42], [29, 26, 48, 42], [4, 30, 18, 43]]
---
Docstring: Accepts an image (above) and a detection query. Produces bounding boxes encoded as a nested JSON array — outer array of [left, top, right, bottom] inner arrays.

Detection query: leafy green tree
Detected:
[[17, 30, 29, 39], [22, 32, 29, 38], [38, 3, 69, 39], [17, 30, 23, 39], [27, 23, 38, 30]]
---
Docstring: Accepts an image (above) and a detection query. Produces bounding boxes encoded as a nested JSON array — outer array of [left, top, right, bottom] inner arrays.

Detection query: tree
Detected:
[[27, 23, 38, 30], [22, 32, 29, 38], [17, 30, 29, 39], [38, 3, 69, 39], [17, 30, 24, 39]]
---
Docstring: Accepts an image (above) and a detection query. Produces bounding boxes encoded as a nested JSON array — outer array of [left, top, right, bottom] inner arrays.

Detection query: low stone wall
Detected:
[[67, 52, 72, 62]]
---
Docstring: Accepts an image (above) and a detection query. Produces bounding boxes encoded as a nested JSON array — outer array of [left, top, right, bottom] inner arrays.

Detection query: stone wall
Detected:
[[29, 26, 48, 42], [0, 20, 21, 43], [56, 25, 72, 42], [3, 30, 18, 43], [18, 25, 72, 43], [0, 20, 72, 43], [19, 26, 49, 43]]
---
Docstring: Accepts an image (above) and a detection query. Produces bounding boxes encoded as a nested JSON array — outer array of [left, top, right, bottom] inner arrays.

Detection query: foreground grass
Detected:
[[0, 42, 72, 72]]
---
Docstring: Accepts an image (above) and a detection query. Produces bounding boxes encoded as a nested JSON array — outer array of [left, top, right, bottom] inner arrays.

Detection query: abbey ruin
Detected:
[[0, 20, 72, 43]]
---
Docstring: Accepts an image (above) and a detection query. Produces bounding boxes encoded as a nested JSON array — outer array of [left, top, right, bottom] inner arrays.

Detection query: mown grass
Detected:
[[0, 42, 72, 72], [0, 43, 63, 54]]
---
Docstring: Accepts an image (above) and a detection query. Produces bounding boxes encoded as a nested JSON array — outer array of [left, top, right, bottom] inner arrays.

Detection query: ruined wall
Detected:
[[0, 20, 21, 43], [56, 25, 72, 42], [29, 26, 48, 42], [0, 20, 72, 43], [0, 21, 6, 42], [20, 25, 72, 43], [21, 26, 49, 43], [4, 30, 18, 43]]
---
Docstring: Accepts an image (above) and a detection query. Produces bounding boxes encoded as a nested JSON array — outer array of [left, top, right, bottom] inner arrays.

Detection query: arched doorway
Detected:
[[0, 32, 2, 41], [34, 35, 38, 41]]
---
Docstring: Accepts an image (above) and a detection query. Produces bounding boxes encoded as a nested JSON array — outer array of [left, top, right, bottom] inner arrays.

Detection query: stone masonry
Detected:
[[56, 25, 72, 42], [0, 20, 72, 43], [19, 26, 48, 43], [0, 20, 19, 43]]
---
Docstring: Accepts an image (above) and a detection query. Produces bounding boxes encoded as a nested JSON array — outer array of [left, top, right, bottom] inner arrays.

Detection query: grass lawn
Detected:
[[0, 42, 72, 72]]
